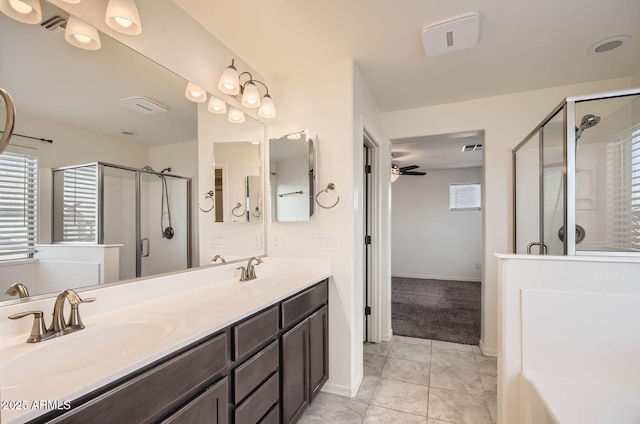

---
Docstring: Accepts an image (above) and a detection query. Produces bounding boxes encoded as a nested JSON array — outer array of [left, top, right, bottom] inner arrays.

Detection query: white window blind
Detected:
[[606, 125, 640, 251], [0, 151, 38, 261], [450, 183, 481, 211], [54, 165, 98, 243]]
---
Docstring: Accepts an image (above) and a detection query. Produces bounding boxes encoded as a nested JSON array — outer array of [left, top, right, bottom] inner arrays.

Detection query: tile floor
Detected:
[[299, 336, 497, 424]]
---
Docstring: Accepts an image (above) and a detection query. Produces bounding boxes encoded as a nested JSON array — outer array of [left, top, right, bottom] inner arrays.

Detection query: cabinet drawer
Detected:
[[51, 333, 227, 424], [233, 306, 279, 360], [160, 377, 228, 424], [233, 341, 279, 403], [281, 280, 328, 328], [234, 372, 279, 424], [258, 404, 279, 424]]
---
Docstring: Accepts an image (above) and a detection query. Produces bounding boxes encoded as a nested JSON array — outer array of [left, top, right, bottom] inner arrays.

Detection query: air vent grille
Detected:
[[461, 144, 483, 152], [39, 3, 69, 38]]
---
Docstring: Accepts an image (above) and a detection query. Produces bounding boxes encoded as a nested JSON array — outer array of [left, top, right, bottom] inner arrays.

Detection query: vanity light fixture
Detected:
[[0, 0, 42, 24], [105, 0, 141, 35], [217, 59, 276, 118], [65, 15, 101, 50], [185, 82, 207, 103], [208, 96, 226, 114], [228, 107, 245, 124]]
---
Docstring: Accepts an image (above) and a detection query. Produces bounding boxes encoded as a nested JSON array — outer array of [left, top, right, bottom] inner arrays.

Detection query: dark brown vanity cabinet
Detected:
[[281, 283, 329, 424]]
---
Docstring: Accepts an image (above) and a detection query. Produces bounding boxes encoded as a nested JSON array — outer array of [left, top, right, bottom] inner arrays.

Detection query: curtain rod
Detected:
[[0, 130, 53, 144]]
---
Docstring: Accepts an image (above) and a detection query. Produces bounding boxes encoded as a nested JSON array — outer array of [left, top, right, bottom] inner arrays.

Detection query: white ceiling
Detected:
[[172, 0, 640, 171]]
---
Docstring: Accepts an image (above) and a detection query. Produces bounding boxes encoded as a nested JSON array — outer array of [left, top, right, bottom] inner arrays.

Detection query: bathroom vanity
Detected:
[[0, 257, 331, 424]]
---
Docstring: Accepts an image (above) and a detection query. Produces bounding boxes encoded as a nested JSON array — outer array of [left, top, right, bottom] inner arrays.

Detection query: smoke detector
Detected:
[[421, 13, 480, 57], [119, 97, 168, 114]]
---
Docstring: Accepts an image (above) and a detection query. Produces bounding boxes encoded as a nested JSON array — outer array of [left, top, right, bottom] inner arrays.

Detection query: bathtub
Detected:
[[521, 371, 640, 424]]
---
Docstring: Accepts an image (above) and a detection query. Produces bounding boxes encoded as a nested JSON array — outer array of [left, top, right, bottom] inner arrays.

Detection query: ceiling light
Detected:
[[65, 15, 101, 50], [588, 35, 630, 54], [241, 82, 261, 108], [218, 59, 240, 95], [105, 0, 141, 35], [217, 58, 277, 119], [0, 0, 42, 24], [208, 96, 227, 114], [391, 165, 401, 183], [185, 82, 207, 103], [258, 94, 276, 118], [228, 107, 245, 124]]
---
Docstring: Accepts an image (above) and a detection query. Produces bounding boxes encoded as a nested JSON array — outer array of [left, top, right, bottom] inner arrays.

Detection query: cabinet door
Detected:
[[280, 319, 309, 424], [308, 305, 328, 402], [161, 378, 228, 424]]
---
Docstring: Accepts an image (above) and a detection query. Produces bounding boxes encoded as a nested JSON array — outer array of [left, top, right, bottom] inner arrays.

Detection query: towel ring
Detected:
[[315, 183, 340, 209], [232, 202, 246, 217], [198, 190, 214, 213]]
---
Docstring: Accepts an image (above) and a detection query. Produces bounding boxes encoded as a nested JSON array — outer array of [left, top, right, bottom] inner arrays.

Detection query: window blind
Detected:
[[606, 125, 640, 251], [57, 166, 98, 243], [0, 151, 38, 261], [450, 183, 481, 211]]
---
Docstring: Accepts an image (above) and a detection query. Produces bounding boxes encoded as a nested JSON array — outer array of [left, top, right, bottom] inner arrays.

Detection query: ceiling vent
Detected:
[[119, 97, 168, 114], [461, 144, 483, 152], [421, 13, 480, 57], [39, 3, 68, 38]]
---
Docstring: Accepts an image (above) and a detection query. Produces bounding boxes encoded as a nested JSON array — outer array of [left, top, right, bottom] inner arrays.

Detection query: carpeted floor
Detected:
[[392, 277, 481, 345]]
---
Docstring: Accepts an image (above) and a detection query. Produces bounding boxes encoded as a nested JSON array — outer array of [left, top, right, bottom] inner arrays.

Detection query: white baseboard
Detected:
[[383, 328, 393, 342], [321, 375, 362, 398], [479, 339, 498, 357], [392, 273, 481, 283]]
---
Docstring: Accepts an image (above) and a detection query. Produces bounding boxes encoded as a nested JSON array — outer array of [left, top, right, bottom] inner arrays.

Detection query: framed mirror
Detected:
[[0, 2, 265, 304], [269, 130, 316, 222]]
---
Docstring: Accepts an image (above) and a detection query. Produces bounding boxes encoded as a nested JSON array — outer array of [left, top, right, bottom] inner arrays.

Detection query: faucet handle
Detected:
[[9, 311, 53, 343], [236, 266, 248, 282], [66, 295, 96, 332]]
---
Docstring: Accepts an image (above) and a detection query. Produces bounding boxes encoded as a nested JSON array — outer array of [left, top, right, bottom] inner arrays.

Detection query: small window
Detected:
[[450, 183, 481, 211], [0, 150, 38, 261]]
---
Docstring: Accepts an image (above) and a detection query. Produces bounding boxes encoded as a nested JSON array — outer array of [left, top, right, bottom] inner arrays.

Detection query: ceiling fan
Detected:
[[391, 164, 426, 182]]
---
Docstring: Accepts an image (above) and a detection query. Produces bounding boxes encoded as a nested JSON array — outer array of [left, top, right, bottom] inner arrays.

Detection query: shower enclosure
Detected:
[[52, 162, 192, 279], [513, 88, 640, 255]]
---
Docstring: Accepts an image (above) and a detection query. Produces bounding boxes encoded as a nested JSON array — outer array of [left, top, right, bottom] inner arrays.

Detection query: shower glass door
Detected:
[[542, 108, 566, 255], [514, 131, 541, 254], [139, 172, 190, 277]]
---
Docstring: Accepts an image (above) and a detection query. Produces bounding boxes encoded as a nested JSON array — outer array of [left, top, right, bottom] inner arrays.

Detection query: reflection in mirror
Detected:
[[269, 131, 316, 222], [212, 141, 261, 223], [0, 8, 202, 303]]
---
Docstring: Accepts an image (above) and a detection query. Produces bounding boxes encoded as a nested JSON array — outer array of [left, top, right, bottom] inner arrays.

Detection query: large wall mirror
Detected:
[[0, 1, 265, 304], [269, 130, 316, 222]]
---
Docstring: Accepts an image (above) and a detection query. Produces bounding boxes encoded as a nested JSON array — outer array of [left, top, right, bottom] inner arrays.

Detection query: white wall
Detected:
[[392, 167, 482, 282], [265, 60, 386, 396], [380, 76, 633, 356]]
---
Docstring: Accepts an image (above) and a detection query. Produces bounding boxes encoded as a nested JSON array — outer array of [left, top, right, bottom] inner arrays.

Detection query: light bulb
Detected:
[[114, 16, 133, 27], [65, 15, 101, 50], [73, 33, 91, 44], [105, 0, 141, 35]]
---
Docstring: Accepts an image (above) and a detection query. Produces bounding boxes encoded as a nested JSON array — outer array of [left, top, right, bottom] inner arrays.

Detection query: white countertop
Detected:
[[0, 257, 331, 424]]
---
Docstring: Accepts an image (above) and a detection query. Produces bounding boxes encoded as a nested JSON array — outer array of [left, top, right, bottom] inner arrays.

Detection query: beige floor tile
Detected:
[[364, 340, 393, 356], [355, 375, 380, 403], [381, 357, 430, 386], [393, 336, 432, 346], [432, 341, 474, 352], [298, 392, 368, 424], [427, 419, 456, 424], [364, 353, 387, 376], [430, 366, 484, 395], [370, 377, 430, 417], [363, 405, 427, 423], [388, 340, 432, 363], [431, 349, 477, 370], [487, 400, 497, 424], [428, 387, 492, 424]]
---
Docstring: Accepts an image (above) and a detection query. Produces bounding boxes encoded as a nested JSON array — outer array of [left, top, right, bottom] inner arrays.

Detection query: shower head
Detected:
[[142, 165, 155, 172], [575, 114, 601, 141], [160, 167, 172, 174]]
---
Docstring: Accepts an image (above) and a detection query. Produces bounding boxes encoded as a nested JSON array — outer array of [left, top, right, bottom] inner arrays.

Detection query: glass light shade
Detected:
[[207, 96, 226, 114], [65, 16, 101, 50], [218, 65, 240, 95], [1, 0, 42, 24], [391, 166, 400, 183], [258, 95, 276, 118], [185, 83, 207, 103], [105, 0, 141, 35], [241, 82, 261, 108], [228, 107, 245, 124], [59, 0, 81, 3]]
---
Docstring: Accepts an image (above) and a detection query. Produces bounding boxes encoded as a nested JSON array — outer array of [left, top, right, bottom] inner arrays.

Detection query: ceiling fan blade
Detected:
[[403, 171, 427, 176], [399, 165, 419, 171]]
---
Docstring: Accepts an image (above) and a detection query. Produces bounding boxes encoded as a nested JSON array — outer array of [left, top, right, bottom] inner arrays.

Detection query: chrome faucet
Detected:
[[246, 256, 263, 280], [211, 254, 226, 263], [5, 282, 30, 298], [9, 289, 96, 343]]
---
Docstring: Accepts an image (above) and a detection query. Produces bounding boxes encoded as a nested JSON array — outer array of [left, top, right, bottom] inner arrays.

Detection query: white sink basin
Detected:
[[241, 276, 281, 290], [1, 318, 179, 389]]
